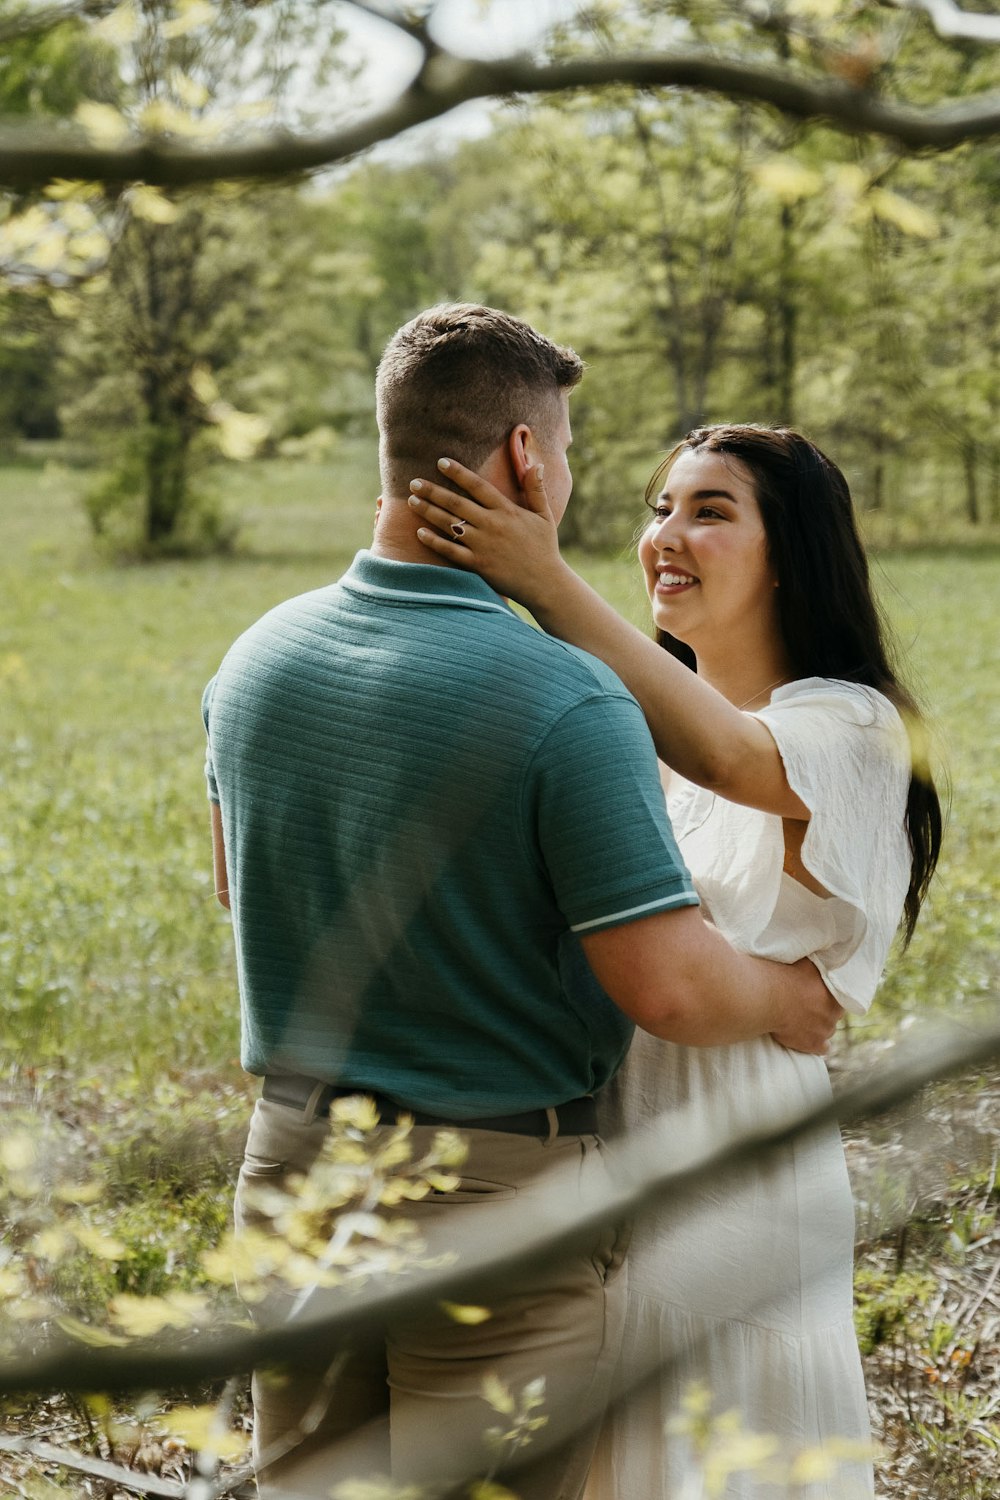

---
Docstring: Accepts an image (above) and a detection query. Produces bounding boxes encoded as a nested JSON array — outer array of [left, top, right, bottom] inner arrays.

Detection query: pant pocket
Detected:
[[240, 1152, 286, 1177], [429, 1174, 517, 1204]]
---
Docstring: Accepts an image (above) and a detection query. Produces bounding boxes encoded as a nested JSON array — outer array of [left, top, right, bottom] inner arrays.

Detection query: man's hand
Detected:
[[769, 957, 843, 1055]]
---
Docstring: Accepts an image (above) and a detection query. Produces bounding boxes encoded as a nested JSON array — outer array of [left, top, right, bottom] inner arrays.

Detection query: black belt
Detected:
[[261, 1076, 598, 1138]]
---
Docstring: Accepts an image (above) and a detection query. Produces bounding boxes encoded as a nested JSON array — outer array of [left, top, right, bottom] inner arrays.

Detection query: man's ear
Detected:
[[507, 424, 535, 488]]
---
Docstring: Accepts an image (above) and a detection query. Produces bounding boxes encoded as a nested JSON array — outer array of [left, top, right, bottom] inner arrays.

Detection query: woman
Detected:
[[406, 424, 941, 1498]]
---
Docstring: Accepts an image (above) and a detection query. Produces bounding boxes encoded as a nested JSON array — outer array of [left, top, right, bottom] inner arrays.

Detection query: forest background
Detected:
[[1, 2, 999, 1498]]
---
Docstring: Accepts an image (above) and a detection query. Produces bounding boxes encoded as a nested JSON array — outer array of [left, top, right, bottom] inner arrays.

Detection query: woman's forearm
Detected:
[[535, 561, 754, 790]]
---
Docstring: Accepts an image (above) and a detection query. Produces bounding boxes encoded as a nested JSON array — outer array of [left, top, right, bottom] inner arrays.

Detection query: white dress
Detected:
[[588, 679, 912, 1500]]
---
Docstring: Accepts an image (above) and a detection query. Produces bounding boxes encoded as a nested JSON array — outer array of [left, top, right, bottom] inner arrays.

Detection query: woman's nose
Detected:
[[651, 515, 680, 549]]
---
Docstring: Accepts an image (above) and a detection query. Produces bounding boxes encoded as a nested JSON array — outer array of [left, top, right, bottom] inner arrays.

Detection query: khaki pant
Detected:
[[236, 1098, 629, 1500]]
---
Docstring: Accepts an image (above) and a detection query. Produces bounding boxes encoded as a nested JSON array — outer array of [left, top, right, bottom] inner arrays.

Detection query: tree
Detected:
[[0, 0, 357, 552], [3, 0, 999, 550], [0, 1, 117, 446]]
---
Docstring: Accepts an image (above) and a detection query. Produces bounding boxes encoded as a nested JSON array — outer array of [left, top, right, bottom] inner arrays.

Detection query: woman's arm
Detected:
[[408, 459, 807, 818]]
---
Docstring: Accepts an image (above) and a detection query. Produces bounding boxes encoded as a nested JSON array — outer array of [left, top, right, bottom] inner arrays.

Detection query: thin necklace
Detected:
[[736, 674, 790, 711]]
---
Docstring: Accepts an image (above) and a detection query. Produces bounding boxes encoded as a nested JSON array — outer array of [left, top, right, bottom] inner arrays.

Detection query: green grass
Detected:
[[1, 448, 997, 1102], [0, 451, 997, 1496]]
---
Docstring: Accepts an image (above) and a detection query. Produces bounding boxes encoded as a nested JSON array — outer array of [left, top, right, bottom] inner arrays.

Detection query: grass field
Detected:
[[1, 448, 999, 1495], [2, 446, 996, 1090]]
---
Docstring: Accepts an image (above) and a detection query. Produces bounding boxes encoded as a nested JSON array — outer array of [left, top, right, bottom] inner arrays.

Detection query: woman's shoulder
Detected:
[[767, 675, 895, 714], [761, 677, 908, 749]]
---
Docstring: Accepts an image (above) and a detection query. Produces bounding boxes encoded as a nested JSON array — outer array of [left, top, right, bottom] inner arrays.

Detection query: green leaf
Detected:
[[440, 1301, 492, 1325]]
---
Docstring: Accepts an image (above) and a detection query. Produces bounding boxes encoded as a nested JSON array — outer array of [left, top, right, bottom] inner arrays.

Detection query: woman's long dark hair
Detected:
[[646, 424, 942, 944]]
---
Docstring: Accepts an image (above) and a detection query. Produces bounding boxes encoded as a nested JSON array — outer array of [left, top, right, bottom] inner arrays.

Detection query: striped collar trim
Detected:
[[342, 550, 512, 615]]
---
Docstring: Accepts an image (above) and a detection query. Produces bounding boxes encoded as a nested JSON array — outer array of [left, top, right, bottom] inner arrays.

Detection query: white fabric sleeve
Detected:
[[755, 679, 912, 1014]]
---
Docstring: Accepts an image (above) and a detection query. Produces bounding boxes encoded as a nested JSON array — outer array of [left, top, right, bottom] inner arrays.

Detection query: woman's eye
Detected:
[[698, 506, 723, 520], [653, 505, 670, 520]]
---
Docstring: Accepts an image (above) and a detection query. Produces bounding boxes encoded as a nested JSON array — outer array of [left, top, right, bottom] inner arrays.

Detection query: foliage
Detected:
[[0, 0, 998, 554], [0, 0, 357, 553], [852, 1129, 1000, 1499], [0, 452, 997, 1492]]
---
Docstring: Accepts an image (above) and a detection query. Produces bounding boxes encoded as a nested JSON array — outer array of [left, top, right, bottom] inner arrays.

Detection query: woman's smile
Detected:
[[654, 564, 699, 596]]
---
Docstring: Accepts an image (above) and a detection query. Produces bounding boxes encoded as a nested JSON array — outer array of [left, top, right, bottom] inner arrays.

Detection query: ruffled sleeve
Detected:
[[753, 679, 912, 1013]]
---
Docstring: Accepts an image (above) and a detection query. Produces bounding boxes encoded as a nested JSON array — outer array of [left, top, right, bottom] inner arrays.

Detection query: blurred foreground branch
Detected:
[[0, 47, 999, 189], [1, 1016, 998, 1399], [0, 0, 114, 47], [886, 0, 1000, 42]]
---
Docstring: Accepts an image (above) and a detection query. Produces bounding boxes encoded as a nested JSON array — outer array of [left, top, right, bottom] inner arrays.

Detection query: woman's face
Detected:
[[638, 447, 780, 655]]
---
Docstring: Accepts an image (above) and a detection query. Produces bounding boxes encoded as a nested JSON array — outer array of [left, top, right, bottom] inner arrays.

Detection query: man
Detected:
[[203, 304, 841, 1499]]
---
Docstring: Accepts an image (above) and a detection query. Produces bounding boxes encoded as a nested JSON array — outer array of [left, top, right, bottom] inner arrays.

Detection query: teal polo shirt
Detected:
[[203, 550, 697, 1117]]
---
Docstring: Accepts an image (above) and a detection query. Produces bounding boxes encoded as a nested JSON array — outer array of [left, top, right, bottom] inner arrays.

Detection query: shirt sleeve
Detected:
[[755, 680, 912, 1012], [201, 676, 220, 805], [529, 691, 698, 935]]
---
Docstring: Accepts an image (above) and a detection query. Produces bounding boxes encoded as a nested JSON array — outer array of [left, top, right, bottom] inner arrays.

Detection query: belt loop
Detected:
[[302, 1081, 328, 1126], [544, 1106, 559, 1145]]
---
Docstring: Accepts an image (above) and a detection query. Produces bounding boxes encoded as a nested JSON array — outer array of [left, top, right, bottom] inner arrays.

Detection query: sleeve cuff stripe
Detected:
[[570, 890, 699, 933]]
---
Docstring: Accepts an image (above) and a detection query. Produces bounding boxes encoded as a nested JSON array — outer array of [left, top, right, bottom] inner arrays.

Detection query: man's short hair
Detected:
[[376, 303, 583, 498]]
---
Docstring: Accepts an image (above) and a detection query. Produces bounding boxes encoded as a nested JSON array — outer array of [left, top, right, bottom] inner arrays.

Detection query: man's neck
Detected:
[[371, 499, 460, 568]]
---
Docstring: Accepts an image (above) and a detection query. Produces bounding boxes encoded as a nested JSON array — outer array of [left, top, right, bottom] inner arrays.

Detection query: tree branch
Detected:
[[0, 1435, 254, 1499], [0, 0, 115, 47], [0, 1434, 185, 1500], [0, 1017, 997, 1398], [0, 49, 999, 189], [886, 0, 1000, 42]]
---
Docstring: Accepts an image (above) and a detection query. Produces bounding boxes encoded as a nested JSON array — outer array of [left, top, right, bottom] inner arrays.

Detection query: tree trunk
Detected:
[[871, 460, 884, 512], [144, 421, 191, 545], [778, 202, 796, 426], [962, 440, 980, 524]]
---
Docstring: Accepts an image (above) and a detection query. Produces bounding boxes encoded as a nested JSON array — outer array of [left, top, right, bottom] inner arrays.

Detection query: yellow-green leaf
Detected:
[[31, 1226, 73, 1260], [130, 186, 180, 225], [482, 1373, 516, 1416], [25, 232, 68, 272], [154, 1404, 249, 1460], [75, 102, 130, 148], [331, 1094, 382, 1132], [788, 0, 845, 16], [55, 1314, 130, 1347], [215, 409, 270, 461], [110, 1290, 207, 1336], [868, 189, 939, 239], [72, 1223, 128, 1260], [440, 1301, 492, 1325], [0, 1133, 37, 1172], [0, 1267, 25, 1298], [753, 157, 823, 204], [138, 98, 207, 138], [190, 362, 219, 405], [169, 70, 210, 110], [65, 230, 110, 263], [161, 0, 217, 40], [95, 3, 140, 45], [831, 163, 868, 200], [44, 180, 103, 202]]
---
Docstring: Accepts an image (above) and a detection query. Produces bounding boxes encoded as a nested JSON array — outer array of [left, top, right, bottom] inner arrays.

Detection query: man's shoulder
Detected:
[[219, 582, 344, 656], [509, 627, 637, 708]]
